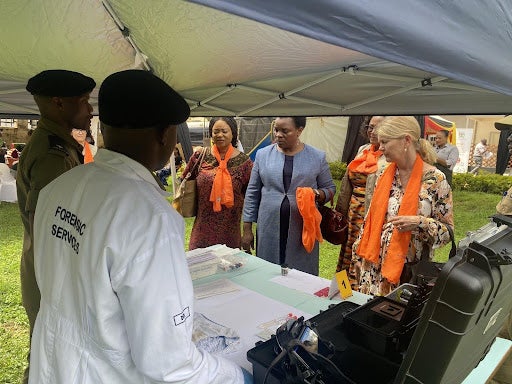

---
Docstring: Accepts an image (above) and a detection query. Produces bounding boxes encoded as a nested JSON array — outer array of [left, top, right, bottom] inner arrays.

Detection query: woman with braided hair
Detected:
[[184, 117, 252, 250]]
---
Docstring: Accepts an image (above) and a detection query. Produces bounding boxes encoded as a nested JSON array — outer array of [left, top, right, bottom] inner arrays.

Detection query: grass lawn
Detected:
[[0, 190, 502, 382]]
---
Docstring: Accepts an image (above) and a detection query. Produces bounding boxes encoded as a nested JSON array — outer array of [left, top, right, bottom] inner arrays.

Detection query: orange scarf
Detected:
[[296, 187, 323, 252], [209, 144, 235, 212], [356, 153, 423, 284], [84, 141, 94, 163], [348, 145, 382, 174]]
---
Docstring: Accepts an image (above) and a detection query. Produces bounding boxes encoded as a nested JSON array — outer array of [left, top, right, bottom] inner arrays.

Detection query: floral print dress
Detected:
[[351, 167, 453, 296], [185, 149, 253, 250]]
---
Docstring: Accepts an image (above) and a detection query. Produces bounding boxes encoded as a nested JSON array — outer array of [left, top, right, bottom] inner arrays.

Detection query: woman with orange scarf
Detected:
[[184, 117, 253, 250], [71, 128, 97, 163], [335, 116, 387, 287], [352, 116, 454, 296], [242, 117, 336, 276]]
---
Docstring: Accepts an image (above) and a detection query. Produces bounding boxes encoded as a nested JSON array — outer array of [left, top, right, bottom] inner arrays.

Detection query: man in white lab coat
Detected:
[[30, 70, 250, 383]]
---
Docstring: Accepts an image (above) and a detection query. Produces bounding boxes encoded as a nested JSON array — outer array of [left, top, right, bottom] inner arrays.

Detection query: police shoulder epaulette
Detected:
[[48, 135, 70, 156]]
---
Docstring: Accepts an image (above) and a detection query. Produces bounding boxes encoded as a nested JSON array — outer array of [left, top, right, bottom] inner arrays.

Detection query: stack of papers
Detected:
[[186, 245, 245, 279], [194, 279, 240, 299], [186, 248, 220, 280], [186, 248, 218, 265]]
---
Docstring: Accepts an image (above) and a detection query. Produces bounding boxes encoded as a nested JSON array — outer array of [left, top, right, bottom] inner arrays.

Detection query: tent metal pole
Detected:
[[355, 70, 421, 83], [101, 0, 151, 72], [195, 87, 233, 105], [285, 96, 340, 110], [434, 83, 495, 93], [188, 87, 235, 114], [198, 103, 236, 115], [234, 84, 275, 96], [342, 76, 447, 111], [235, 69, 347, 114], [185, 98, 236, 115], [283, 69, 347, 94], [235, 84, 340, 110], [238, 97, 281, 116]]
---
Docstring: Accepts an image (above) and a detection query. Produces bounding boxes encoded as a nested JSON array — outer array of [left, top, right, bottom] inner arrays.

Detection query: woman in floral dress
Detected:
[[184, 117, 252, 249], [352, 116, 454, 296]]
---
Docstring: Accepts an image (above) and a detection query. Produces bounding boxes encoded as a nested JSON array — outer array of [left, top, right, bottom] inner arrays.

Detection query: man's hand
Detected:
[[436, 157, 447, 167]]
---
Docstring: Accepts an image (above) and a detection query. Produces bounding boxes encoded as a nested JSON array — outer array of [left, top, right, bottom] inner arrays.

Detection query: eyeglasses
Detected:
[[72, 129, 86, 134]]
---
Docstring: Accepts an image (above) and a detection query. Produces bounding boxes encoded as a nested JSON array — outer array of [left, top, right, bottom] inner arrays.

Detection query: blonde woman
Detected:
[[352, 116, 454, 296]]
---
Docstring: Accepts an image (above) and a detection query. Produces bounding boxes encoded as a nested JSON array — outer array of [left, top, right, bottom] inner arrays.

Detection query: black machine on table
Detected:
[[248, 214, 512, 384]]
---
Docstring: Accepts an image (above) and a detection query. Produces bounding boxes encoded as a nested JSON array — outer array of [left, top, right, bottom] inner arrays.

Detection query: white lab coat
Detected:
[[31, 149, 243, 384]]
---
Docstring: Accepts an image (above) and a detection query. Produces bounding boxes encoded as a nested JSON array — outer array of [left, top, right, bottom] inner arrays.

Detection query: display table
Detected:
[[193, 251, 511, 383]]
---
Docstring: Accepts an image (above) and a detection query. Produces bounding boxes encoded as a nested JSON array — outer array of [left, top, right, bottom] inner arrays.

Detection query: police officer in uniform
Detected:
[[16, 69, 95, 384]]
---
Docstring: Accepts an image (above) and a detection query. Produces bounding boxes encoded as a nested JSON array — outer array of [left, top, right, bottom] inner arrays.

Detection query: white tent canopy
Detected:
[[0, 0, 511, 117]]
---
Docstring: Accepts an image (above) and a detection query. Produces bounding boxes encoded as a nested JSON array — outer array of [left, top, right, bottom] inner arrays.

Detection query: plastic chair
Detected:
[[0, 163, 17, 202]]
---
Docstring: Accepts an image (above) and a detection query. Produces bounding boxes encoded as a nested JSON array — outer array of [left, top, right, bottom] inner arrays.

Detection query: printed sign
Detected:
[[335, 270, 353, 299], [453, 128, 474, 173]]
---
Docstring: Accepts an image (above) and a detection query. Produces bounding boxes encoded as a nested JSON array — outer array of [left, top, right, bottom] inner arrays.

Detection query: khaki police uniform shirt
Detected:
[[16, 117, 83, 320], [17, 117, 83, 232]]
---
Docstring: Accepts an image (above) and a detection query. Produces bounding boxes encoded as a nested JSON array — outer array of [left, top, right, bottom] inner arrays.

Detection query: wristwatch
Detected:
[[313, 189, 321, 201]]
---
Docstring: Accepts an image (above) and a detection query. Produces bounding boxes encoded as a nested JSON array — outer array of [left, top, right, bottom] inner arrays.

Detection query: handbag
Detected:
[[318, 202, 349, 245], [400, 224, 456, 285], [172, 148, 206, 217]]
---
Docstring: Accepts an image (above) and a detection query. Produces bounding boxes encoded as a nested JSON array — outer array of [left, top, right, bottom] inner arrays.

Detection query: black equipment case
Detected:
[[248, 215, 512, 384]]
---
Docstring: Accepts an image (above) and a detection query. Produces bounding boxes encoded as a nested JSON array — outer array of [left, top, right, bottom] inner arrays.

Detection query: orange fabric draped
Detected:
[[347, 145, 382, 174], [84, 141, 94, 163], [296, 187, 323, 253], [209, 144, 235, 212], [356, 153, 423, 284]]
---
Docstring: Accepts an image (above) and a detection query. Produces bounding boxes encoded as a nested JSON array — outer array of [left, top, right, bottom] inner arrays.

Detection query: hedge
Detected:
[[452, 172, 511, 195], [329, 161, 511, 195]]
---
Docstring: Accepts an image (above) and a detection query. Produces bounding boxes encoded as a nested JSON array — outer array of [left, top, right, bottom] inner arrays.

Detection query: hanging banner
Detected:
[[424, 116, 456, 144], [453, 128, 474, 173]]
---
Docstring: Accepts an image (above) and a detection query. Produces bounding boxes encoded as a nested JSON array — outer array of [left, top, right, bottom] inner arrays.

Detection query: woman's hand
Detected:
[[313, 188, 326, 204], [241, 222, 254, 254], [388, 215, 423, 232]]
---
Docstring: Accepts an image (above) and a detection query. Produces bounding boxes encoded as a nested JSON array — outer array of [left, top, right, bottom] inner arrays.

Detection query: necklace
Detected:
[[397, 168, 412, 188]]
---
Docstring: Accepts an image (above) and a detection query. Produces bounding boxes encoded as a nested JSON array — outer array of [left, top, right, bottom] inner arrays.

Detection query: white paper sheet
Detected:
[[269, 268, 330, 295], [194, 283, 313, 371]]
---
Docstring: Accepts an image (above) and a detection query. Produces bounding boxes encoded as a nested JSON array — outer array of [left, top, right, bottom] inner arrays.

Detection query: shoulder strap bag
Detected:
[[172, 148, 207, 217]]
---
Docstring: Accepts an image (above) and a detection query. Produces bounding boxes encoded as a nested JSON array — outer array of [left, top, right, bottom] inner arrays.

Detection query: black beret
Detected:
[[98, 70, 190, 128], [26, 70, 96, 97]]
